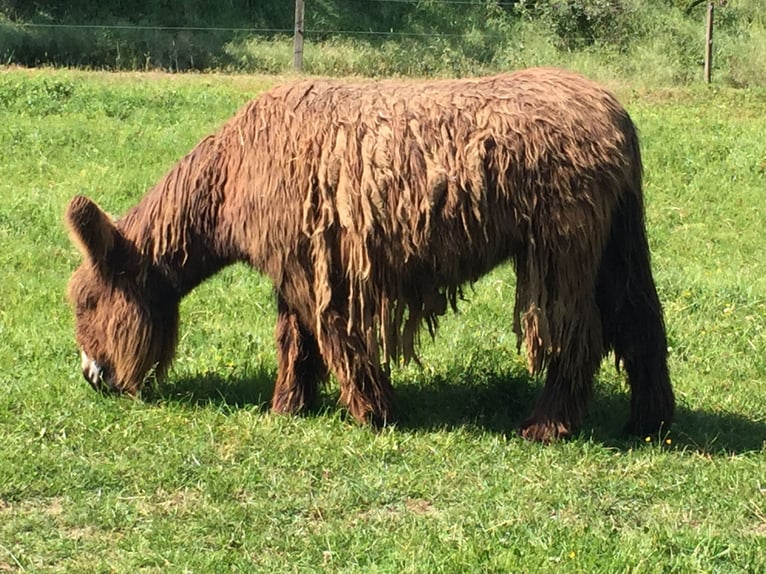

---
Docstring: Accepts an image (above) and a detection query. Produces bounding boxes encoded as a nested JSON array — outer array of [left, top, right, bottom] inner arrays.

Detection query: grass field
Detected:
[[0, 68, 764, 573]]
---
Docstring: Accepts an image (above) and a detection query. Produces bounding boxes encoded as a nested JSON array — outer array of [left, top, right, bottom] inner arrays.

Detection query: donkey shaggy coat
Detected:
[[66, 68, 674, 441]]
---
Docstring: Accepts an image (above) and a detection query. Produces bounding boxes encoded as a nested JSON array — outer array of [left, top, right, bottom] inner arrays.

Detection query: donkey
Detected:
[[66, 68, 675, 441]]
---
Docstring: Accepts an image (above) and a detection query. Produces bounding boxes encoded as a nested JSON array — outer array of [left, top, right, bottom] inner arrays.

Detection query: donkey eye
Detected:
[[77, 294, 98, 315]]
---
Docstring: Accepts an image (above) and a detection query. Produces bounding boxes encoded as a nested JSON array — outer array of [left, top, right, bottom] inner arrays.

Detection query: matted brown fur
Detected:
[[66, 68, 675, 441]]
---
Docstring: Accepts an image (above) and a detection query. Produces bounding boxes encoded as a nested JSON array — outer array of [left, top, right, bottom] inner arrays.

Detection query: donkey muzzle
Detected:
[[80, 351, 117, 393]]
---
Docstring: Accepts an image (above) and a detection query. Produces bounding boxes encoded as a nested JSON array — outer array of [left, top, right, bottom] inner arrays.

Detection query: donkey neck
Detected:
[[118, 136, 237, 297]]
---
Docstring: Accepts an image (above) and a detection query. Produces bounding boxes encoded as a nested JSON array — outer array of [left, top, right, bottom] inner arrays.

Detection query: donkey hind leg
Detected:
[[315, 308, 395, 427], [271, 298, 328, 416], [596, 200, 675, 437], [598, 260, 675, 437], [519, 304, 604, 442], [621, 308, 674, 438]]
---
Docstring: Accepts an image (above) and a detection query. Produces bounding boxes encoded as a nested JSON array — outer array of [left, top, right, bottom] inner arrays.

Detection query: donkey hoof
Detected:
[[519, 418, 572, 443]]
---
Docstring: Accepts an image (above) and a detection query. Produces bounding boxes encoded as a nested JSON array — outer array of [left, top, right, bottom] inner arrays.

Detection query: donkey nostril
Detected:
[[80, 351, 111, 392], [81, 364, 104, 391], [81, 367, 101, 391]]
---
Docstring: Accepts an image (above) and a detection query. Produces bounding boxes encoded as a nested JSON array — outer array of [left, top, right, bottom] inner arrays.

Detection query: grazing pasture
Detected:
[[0, 69, 764, 572]]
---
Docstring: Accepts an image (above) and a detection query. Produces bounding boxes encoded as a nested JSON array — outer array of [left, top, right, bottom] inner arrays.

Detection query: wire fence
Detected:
[[0, 1, 730, 80], [1, 23, 293, 33], [0, 1, 515, 72], [0, 21, 475, 39], [0, 0, 518, 36]]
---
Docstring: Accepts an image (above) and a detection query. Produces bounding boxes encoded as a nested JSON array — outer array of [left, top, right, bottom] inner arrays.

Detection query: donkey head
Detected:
[[65, 195, 179, 395]]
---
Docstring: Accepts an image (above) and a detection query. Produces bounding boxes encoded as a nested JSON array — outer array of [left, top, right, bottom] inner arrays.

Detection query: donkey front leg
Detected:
[[271, 297, 328, 416], [315, 309, 395, 427]]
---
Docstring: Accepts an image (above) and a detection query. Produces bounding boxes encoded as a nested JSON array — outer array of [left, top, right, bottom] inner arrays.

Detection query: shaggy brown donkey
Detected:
[[66, 68, 675, 441]]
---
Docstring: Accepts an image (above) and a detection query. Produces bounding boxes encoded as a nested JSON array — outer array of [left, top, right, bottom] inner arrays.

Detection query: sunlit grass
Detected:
[[0, 68, 764, 572]]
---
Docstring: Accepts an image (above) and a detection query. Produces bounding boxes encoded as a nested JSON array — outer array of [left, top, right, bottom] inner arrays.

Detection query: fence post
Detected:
[[294, 0, 305, 72], [704, 1, 714, 83]]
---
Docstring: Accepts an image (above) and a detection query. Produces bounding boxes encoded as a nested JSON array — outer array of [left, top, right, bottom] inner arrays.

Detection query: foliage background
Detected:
[[0, 0, 765, 85]]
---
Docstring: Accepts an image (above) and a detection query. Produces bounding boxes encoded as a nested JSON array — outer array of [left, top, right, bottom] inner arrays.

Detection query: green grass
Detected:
[[0, 68, 764, 573]]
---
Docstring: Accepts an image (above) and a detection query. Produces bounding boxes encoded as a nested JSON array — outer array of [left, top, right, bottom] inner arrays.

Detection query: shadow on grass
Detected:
[[142, 368, 273, 412], [143, 365, 764, 455], [394, 372, 766, 454]]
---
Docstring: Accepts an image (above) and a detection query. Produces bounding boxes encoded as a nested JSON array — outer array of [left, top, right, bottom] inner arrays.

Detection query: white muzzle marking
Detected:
[[81, 351, 103, 388]]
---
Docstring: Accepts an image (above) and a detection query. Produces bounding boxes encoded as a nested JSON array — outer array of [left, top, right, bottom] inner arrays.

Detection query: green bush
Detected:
[[515, 0, 640, 51]]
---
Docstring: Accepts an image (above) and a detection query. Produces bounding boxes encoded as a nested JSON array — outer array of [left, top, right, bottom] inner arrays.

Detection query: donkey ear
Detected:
[[65, 195, 118, 268]]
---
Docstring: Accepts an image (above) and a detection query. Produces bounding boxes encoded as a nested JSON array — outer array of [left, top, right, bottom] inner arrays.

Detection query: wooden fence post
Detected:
[[704, 1, 714, 84], [294, 0, 305, 72]]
